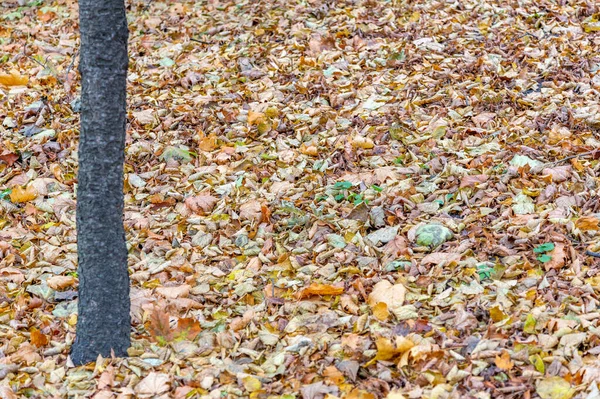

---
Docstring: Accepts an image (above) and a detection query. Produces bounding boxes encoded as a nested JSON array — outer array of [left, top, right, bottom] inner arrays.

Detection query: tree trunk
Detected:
[[70, 0, 130, 365]]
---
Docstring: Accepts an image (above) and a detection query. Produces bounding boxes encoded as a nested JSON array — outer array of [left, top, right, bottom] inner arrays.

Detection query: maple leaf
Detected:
[[173, 317, 201, 341], [494, 350, 514, 370], [148, 306, 173, 344], [30, 328, 49, 347]]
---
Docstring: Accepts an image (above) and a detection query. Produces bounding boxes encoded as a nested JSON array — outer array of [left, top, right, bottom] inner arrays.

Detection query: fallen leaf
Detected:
[[494, 350, 514, 370], [46, 275, 77, 290], [9, 185, 37, 203], [239, 200, 263, 222], [173, 317, 201, 341], [185, 194, 218, 214], [460, 174, 488, 188], [242, 375, 262, 392], [368, 280, 406, 319], [351, 136, 375, 149], [0, 152, 19, 166], [296, 283, 344, 300], [536, 377, 575, 399], [156, 284, 191, 299], [372, 302, 389, 321], [30, 328, 49, 347], [135, 372, 170, 396], [0, 72, 28, 87], [576, 216, 599, 232], [544, 243, 567, 270], [148, 306, 173, 343]]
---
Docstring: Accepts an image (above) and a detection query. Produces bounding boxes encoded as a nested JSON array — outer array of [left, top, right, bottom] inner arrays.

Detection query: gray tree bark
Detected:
[[70, 0, 130, 365]]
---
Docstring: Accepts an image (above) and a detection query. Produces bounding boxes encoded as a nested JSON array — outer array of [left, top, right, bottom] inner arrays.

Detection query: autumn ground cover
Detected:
[[2, 0, 600, 397]]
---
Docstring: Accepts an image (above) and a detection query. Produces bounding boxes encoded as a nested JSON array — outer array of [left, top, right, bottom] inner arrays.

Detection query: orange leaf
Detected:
[[576, 216, 599, 232], [30, 328, 48, 347], [0, 152, 19, 166], [494, 350, 514, 371], [296, 283, 344, 300], [198, 134, 218, 152], [0, 72, 28, 87], [173, 317, 201, 341], [9, 185, 37, 203], [148, 306, 173, 343]]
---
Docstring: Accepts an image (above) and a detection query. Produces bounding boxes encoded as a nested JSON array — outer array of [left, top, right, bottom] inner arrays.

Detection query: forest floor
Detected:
[[1, 0, 600, 398]]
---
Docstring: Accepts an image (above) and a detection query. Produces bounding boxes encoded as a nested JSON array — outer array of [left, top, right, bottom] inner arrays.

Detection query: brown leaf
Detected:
[[148, 306, 173, 343], [46, 275, 77, 290], [0, 386, 18, 399], [296, 283, 344, 300], [30, 328, 49, 347], [460, 174, 488, 188], [545, 243, 567, 270], [239, 200, 263, 222], [184, 194, 218, 214], [0, 152, 19, 166], [156, 284, 191, 299], [173, 317, 201, 341]]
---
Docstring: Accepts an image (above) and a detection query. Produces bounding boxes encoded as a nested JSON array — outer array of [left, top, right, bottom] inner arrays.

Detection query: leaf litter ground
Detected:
[[1, 0, 600, 398]]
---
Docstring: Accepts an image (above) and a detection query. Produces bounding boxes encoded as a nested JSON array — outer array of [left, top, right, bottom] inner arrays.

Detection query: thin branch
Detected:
[[585, 250, 600, 258], [547, 150, 597, 166]]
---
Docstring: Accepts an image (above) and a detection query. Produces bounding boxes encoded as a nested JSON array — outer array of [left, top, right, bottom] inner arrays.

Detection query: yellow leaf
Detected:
[[247, 110, 265, 126], [351, 136, 374, 149], [9, 185, 37, 203], [242, 376, 261, 392], [523, 313, 536, 334], [530, 353, 545, 373], [372, 302, 389, 321], [0, 72, 28, 87], [489, 306, 508, 322], [346, 389, 376, 399], [536, 377, 575, 399], [494, 351, 514, 371]]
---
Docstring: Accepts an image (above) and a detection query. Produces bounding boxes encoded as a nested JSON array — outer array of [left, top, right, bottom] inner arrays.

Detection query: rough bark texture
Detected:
[[70, 0, 130, 365]]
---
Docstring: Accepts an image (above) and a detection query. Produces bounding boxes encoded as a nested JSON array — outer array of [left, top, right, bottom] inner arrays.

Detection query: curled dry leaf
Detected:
[[184, 194, 218, 214], [296, 283, 344, 300], [544, 243, 567, 270], [239, 200, 263, 222], [368, 280, 406, 319], [46, 275, 77, 290]]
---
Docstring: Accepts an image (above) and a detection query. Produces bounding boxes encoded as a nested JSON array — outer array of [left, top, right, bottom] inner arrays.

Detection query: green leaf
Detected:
[[534, 243, 555, 253], [537, 254, 552, 263], [334, 181, 353, 190], [371, 184, 383, 193], [159, 57, 176, 67]]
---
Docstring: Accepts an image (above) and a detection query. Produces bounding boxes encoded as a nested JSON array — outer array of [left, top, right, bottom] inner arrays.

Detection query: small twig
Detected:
[[547, 150, 597, 166], [65, 48, 79, 78], [28, 55, 64, 84], [190, 38, 212, 45], [586, 250, 600, 258]]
